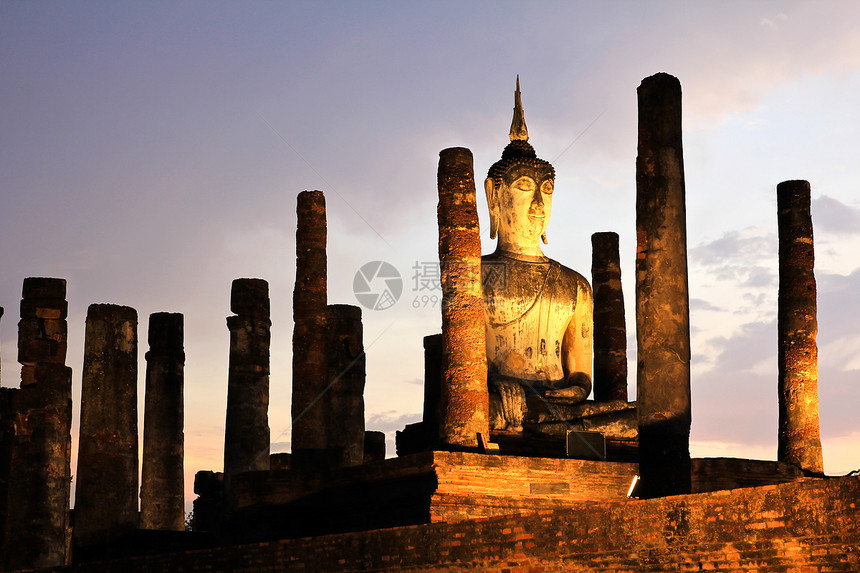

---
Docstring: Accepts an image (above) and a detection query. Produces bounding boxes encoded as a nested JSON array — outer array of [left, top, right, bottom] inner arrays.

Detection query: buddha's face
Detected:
[[488, 170, 554, 250]]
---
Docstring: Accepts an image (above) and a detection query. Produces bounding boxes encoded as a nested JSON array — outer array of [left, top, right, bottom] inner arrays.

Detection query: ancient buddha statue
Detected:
[[483, 79, 594, 432]]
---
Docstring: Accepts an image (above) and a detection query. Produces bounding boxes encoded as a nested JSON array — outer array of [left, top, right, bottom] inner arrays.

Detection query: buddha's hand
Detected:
[[492, 377, 526, 431], [544, 385, 587, 403]]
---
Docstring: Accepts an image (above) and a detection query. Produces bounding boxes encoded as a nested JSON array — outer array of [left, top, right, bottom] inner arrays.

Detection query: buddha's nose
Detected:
[[531, 188, 544, 207]]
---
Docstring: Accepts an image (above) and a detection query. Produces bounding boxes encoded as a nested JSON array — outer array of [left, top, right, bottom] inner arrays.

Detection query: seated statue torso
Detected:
[[483, 250, 593, 431]]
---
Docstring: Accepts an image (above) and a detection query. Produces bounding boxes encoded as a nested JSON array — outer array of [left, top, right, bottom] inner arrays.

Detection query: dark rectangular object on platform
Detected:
[[567, 430, 606, 460]]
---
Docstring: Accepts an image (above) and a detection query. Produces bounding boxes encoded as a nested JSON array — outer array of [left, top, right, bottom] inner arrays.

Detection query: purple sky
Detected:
[[2, 2, 859, 509]]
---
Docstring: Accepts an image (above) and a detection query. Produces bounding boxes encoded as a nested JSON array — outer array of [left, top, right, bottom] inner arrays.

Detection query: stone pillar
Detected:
[[363, 431, 386, 463], [591, 232, 628, 402], [74, 304, 139, 546], [140, 313, 185, 531], [777, 180, 824, 474], [0, 388, 12, 565], [635, 73, 692, 497], [292, 190, 328, 469], [422, 333, 443, 443], [0, 307, 8, 563], [2, 279, 72, 570], [326, 304, 365, 468], [224, 279, 271, 482], [436, 147, 489, 449]]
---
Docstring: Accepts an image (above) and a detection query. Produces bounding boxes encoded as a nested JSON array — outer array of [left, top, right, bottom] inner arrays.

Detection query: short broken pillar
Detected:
[[422, 333, 443, 446], [777, 180, 824, 474], [224, 279, 271, 482], [635, 73, 692, 497], [436, 147, 489, 449], [326, 304, 366, 468], [2, 279, 72, 570], [74, 304, 139, 546], [292, 190, 329, 469], [591, 232, 628, 402], [140, 313, 186, 531], [363, 431, 386, 463]]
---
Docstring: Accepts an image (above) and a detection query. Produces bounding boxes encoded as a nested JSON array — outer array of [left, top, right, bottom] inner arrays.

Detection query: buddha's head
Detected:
[[485, 78, 555, 255]]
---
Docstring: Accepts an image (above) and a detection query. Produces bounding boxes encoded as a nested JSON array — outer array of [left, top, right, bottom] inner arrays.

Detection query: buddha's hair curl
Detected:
[[486, 140, 555, 188]]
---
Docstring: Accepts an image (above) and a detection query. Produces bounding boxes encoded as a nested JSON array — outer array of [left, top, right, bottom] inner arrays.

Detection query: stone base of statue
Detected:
[[396, 399, 638, 461]]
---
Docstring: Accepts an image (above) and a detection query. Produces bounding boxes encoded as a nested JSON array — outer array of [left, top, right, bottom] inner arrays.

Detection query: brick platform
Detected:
[[43, 474, 860, 572]]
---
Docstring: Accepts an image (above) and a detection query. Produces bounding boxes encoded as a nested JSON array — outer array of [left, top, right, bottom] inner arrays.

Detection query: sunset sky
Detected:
[[2, 2, 860, 510]]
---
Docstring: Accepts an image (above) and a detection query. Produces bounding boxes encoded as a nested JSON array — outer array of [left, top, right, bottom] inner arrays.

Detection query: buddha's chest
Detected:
[[481, 259, 577, 381]]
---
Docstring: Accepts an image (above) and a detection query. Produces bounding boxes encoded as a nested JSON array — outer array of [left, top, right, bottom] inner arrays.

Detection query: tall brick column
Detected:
[[74, 304, 139, 546], [591, 232, 628, 402], [292, 190, 329, 469], [140, 313, 185, 530], [436, 147, 489, 449], [635, 73, 692, 497], [777, 180, 824, 474], [224, 279, 271, 482], [326, 304, 366, 468], [1, 279, 72, 570]]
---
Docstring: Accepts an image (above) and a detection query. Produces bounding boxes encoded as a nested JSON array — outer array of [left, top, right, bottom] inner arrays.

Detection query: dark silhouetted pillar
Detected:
[[422, 333, 443, 445], [436, 147, 489, 449], [2, 279, 72, 570], [635, 73, 692, 497], [326, 304, 365, 468], [591, 232, 628, 402], [363, 431, 386, 463], [777, 180, 824, 474], [224, 279, 271, 482], [292, 190, 329, 469], [140, 313, 185, 530], [74, 304, 139, 546]]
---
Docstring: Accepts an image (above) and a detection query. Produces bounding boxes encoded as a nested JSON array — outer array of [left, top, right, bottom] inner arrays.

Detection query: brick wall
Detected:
[[45, 474, 859, 572]]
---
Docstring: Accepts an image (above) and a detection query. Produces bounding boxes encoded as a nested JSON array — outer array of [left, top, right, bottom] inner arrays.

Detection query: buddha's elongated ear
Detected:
[[485, 177, 499, 240]]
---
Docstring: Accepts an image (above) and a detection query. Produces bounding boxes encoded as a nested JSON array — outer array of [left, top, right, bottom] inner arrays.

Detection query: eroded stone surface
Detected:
[[75, 303, 139, 546], [777, 180, 824, 473], [437, 147, 489, 448], [140, 312, 185, 531], [1, 279, 72, 571], [326, 304, 365, 468], [591, 232, 628, 402], [292, 191, 329, 469], [224, 279, 271, 480], [635, 73, 692, 497]]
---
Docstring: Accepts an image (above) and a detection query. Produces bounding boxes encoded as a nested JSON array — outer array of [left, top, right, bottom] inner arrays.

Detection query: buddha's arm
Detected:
[[545, 283, 593, 401]]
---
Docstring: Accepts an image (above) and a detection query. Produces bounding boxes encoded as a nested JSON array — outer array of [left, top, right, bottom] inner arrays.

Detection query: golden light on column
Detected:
[[777, 180, 824, 474]]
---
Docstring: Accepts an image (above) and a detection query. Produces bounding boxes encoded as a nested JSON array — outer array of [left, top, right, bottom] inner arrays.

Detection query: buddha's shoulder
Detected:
[[552, 260, 593, 296]]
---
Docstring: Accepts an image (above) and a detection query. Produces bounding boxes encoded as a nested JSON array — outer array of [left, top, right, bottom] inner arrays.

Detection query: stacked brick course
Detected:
[[40, 475, 859, 572]]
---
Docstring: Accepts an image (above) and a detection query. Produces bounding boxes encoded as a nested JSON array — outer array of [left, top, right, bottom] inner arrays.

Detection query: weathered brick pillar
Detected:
[[140, 313, 185, 531], [224, 279, 271, 482], [74, 304, 139, 546], [436, 147, 489, 449], [292, 190, 328, 469], [591, 232, 628, 402], [1, 279, 72, 570], [635, 73, 692, 497], [326, 304, 365, 468], [777, 180, 824, 474]]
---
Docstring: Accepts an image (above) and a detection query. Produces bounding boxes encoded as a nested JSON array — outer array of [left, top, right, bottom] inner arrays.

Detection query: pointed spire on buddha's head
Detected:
[[487, 77, 554, 190], [509, 75, 529, 142]]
